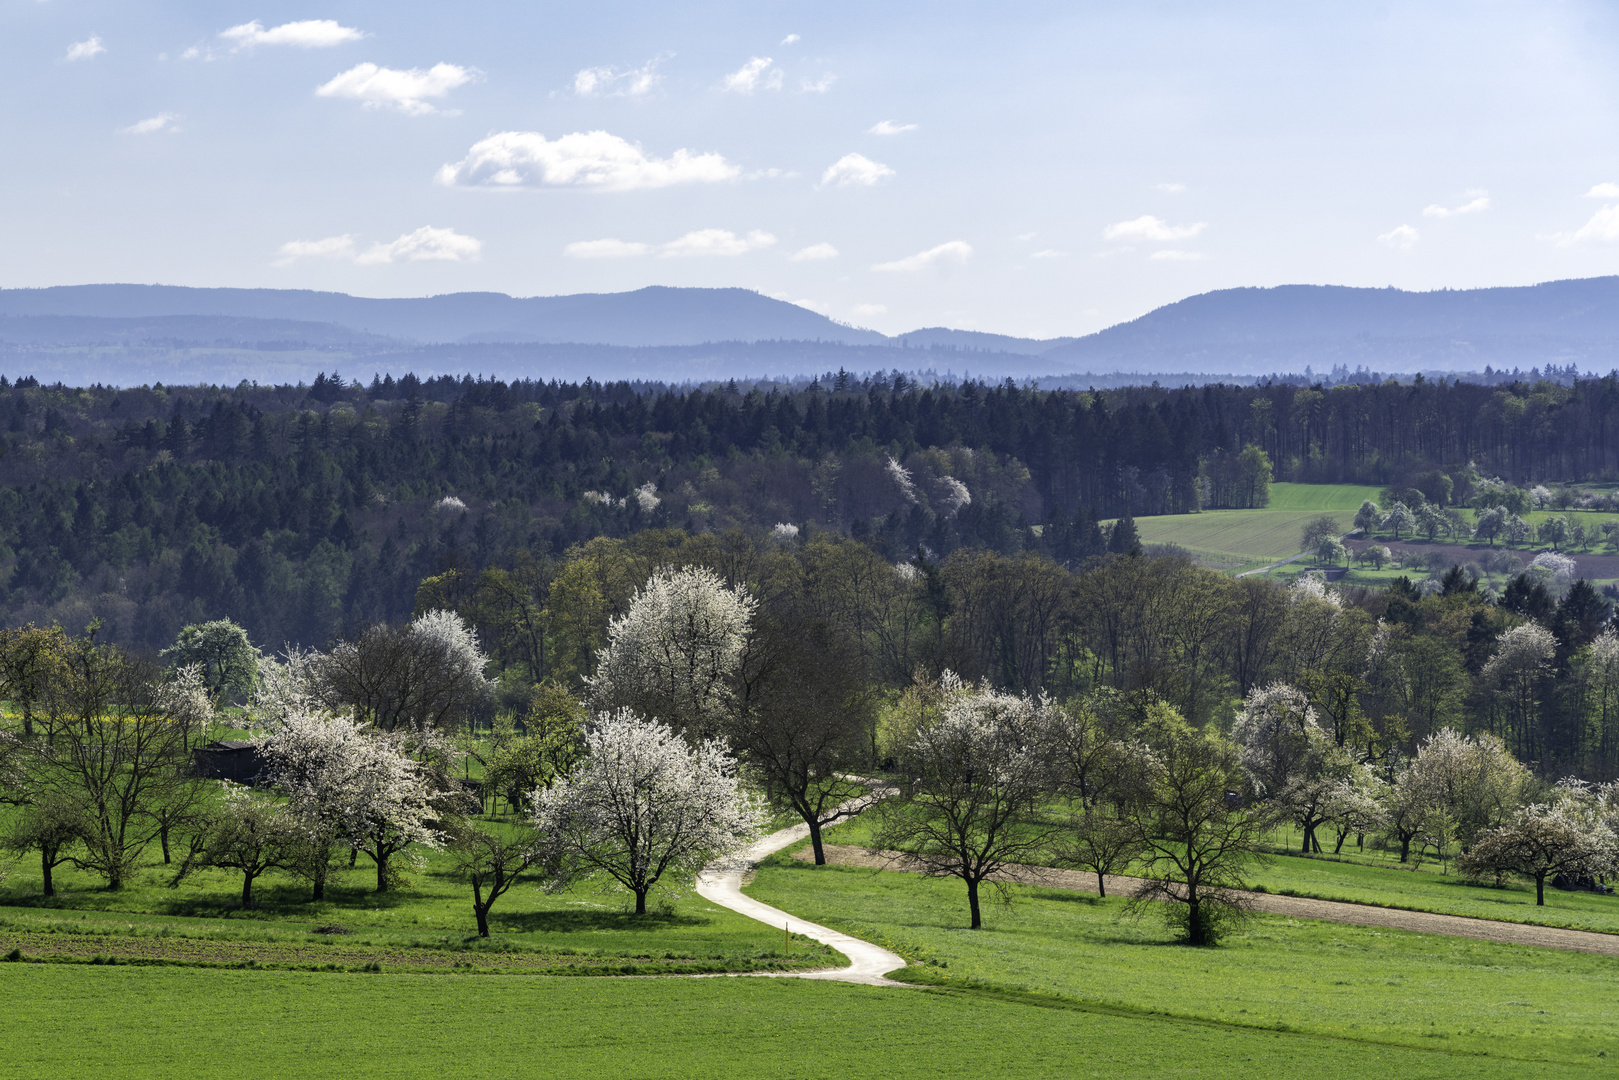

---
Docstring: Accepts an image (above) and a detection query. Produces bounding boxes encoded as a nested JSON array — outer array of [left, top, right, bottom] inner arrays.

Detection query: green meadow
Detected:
[[746, 846, 1619, 1071]]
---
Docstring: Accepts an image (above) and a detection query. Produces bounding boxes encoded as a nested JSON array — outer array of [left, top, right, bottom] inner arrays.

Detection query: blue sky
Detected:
[[4, 1, 1619, 337]]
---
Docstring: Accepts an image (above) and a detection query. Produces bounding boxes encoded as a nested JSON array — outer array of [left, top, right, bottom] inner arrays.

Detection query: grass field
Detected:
[[0, 807, 831, 975], [10, 963, 1599, 1080], [822, 812, 1619, 936], [1130, 483, 1380, 570], [1249, 846, 1619, 935], [747, 849, 1619, 1070]]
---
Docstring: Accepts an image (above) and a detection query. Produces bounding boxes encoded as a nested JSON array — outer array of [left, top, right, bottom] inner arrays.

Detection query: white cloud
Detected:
[[872, 240, 972, 272], [437, 130, 739, 191], [1551, 205, 1619, 246], [1422, 189, 1490, 218], [564, 230, 776, 259], [852, 303, 888, 317], [781, 33, 800, 45], [273, 235, 356, 266], [790, 242, 839, 261], [821, 153, 894, 188], [723, 56, 782, 93], [221, 20, 364, 49], [1378, 224, 1420, 250], [1015, 232, 1036, 241], [120, 113, 179, 135], [1584, 183, 1619, 199], [357, 226, 481, 264], [1101, 215, 1206, 241], [573, 55, 665, 98], [316, 62, 476, 116], [800, 74, 837, 93], [1030, 249, 1066, 259], [867, 120, 917, 136], [1154, 182, 1186, 193], [275, 227, 479, 267], [65, 36, 105, 61], [1150, 249, 1204, 261], [660, 229, 776, 257], [564, 238, 652, 259]]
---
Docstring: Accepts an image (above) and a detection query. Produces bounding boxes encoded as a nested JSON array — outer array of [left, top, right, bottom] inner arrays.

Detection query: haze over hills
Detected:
[[0, 277, 1615, 387]]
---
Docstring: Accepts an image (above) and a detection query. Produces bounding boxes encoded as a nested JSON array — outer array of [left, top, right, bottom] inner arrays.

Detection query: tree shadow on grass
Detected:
[[491, 909, 709, 934]]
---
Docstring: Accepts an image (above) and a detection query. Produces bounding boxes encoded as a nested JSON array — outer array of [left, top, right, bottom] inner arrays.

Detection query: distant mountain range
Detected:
[[0, 278, 1615, 386]]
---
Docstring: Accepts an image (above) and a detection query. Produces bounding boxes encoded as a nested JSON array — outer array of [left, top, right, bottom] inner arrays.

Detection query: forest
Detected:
[[0, 369, 1617, 656]]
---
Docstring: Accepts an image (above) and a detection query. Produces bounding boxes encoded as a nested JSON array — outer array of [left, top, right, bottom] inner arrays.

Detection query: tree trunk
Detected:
[[634, 888, 648, 915], [1398, 833, 1412, 863], [807, 819, 826, 865], [311, 865, 326, 902], [41, 853, 54, 898], [475, 906, 490, 937], [1186, 895, 1206, 945], [160, 824, 172, 865], [375, 854, 389, 893], [242, 873, 255, 910], [1536, 873, 1546, 906], [1095, 870, 1106, 898], [966, 878, 982, 929]]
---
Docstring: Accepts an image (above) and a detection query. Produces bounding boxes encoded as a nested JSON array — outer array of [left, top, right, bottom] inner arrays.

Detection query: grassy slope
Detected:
[[4, 963, 1605, 1080], [1132, 483, 1381, 568], [747, 853, 1619, 1070]]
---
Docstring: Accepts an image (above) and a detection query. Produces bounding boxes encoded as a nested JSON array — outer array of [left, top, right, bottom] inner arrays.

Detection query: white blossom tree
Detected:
[[1393, 728, 1529, 867], [586, 567, 756, 741], [1381, 502, 1416, 540], [1231, 683, 1359, 852], [260, 710, 443, 895], [1459, 802, 1615, 904], [870, 674, 1066, 928], [531, 708, 762, 915]]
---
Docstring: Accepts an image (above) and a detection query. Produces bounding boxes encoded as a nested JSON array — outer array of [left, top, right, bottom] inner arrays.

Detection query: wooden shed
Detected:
[[193, 740, 265, 783]]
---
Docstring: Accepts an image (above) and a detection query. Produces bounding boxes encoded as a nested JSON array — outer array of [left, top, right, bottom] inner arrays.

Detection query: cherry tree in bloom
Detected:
[[260, 710, 443, 894], [1460, 801, 1616, 904], [587, 566, 755, 740], [872, 674, 1067, 928], [1231, 683, 1359, 852], [531, 708, 762, 914]]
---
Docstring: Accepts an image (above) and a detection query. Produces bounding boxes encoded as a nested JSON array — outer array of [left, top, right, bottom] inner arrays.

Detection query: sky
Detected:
[[3, 1, 1619, 339]]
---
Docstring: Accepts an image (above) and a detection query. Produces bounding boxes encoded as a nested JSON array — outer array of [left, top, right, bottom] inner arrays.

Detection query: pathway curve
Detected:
[[696, 806, 909, 986], [801, 845, 1619, 958]]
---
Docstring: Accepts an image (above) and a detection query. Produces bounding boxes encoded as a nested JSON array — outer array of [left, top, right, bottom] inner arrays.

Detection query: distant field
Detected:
[[1124, 484, 1381, 570], [1264, 483, 1383, 512]]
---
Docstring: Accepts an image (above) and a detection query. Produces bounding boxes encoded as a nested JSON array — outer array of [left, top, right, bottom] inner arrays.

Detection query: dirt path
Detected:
[[696, 795, 910, 986], [798, 844, 1619, 958]]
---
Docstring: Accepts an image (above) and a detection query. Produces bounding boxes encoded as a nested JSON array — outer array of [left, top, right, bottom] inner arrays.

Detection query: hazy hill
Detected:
[[0, 284, 887, 347], [1044, 277, 1619, 374], [2, 277, 1618, 386]]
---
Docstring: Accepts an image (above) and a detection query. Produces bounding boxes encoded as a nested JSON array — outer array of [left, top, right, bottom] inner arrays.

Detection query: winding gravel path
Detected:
[[696, 814, 909, 986]]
